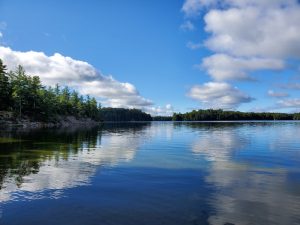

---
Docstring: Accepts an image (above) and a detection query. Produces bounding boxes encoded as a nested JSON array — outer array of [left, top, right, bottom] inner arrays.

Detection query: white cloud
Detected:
[[146, 104, 174, 116], [183, 0, 300, 59], [267, 90, 289, 98], [0, 21, 5, 42], [251, 97, 300, 112], [182, 0, 300, 109], [221, 0, 297, 9], [0, 46, 153, 108], [180, 20, 195, 31], [204, 4, 300, 59], [202, 54, 284, 81], [259, 97, 300, 111], [182, 0, 217, 17], [188, 82, 253, 109], [277, 98, 300, 108]]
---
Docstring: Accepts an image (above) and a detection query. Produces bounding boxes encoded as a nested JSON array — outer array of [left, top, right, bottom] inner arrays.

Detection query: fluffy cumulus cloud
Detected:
[[0, 46, 153, 109], [203, 4, 300, 59], [183, 0, 300, 62], [202, 54, 284, 81], [182, 0, 300, 110], [188, 82, 253, 109]]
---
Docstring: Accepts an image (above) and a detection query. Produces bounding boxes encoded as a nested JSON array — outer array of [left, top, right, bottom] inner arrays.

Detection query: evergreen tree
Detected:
[[0, 59, 11, 110]]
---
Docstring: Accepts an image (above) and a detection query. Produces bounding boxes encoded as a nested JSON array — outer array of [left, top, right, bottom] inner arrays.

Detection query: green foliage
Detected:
[[0, 59, 11, 110], [152, 116, 172, 121], [293, 113, 300, 120], [100, 108, 152, 121], [172, 109, 296, 121], [0, 61, 102, 121], [172, 113, 183, 121]]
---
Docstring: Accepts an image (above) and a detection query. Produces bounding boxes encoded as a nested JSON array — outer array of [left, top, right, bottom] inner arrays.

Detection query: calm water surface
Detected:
[[0, 122, 300, 225]]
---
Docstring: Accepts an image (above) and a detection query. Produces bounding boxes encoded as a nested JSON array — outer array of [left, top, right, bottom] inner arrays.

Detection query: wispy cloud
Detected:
[[0, 21, 6, 42], [0, 21, 7, 30], [277, 98, 300, 109], [180, 20, 195, 31], [186, 41, 202, 50], [182, 0, 216, 17], [252, 97, 300, 112], [280, 83, 300, 90], [267, 90, 289, 98]]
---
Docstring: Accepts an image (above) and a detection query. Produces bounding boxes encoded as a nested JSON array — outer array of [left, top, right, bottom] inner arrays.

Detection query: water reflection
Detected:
[[1, 122, 300, 225], [192, 128, 247, 162], [189, 122, 300, 225], [0, 123, 150, 202]]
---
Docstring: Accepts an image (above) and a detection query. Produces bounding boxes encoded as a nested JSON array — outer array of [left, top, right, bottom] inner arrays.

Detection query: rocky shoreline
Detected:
[[0, 115, 101, 129]]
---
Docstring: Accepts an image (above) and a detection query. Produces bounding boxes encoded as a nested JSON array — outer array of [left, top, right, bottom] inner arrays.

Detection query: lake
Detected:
[[0, 122, 300, 225]]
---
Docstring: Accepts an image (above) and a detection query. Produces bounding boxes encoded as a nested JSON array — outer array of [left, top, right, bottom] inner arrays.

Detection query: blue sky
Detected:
[[1, 0, 300, 115]]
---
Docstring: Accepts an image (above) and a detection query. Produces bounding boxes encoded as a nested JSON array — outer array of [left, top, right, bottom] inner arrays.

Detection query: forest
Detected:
[[172, 109, 300, 121], [152, 116, 172, 121], [100, 108, 152, 121]]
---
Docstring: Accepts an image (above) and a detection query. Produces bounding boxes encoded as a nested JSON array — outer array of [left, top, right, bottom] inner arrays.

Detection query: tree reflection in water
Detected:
[[0, 123, 150, 202]]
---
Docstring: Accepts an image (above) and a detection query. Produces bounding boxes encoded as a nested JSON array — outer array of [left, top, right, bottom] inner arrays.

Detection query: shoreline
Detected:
[[0, 116, 101, 129]]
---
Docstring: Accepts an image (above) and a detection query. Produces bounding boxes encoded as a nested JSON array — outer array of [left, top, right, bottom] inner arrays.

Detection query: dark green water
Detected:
[[0, 122, 300, 225]]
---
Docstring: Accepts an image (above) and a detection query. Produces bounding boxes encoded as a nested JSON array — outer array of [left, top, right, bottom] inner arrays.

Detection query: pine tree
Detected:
[[0, 59, 11, 110]]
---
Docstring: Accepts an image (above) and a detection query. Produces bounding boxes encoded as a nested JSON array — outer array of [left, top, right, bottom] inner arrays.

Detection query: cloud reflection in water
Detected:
[[0, 124, 149, 202], [191, 123, 300, 225]]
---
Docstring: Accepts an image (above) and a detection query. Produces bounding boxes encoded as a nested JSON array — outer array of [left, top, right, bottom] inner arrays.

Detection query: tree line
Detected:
[[100, 108, 152, 121], [2, 59, 300, 123], [152, 116, 172, 121], [172, 109, 300, 121]]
